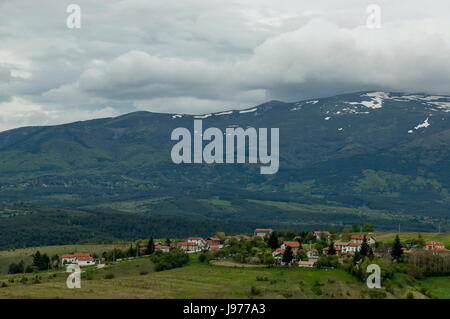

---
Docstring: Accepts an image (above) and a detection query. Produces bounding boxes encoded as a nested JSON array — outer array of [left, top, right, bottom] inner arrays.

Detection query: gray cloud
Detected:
[[1, 0, 450, 130]]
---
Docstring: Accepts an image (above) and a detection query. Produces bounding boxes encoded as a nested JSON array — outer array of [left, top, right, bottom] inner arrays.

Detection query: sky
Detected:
[[1, 0, 450, 131]]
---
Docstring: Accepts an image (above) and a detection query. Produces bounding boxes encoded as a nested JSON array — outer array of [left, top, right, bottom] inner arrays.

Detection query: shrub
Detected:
[[0, 282, 7, 288], [256, 276, 268, 281], [406, 292, 414, 299], [311, 285, 322, 296], [83, 271, 94, 280], [151, 250, 189, 272], [104, 273, 115, 279], [32, 276, 41, 284], [249, 286, 261, 296], [140, 270, 149, 275], [367, 289, 386, 299]]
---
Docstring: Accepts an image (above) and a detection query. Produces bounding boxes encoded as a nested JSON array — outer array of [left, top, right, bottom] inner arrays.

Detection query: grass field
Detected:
[[0, 251, 448, 299], [374, 232, 450, 249], [0, 243, 130, 275]]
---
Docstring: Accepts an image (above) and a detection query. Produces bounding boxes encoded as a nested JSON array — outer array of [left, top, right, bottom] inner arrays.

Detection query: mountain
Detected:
[[1, 91, 450, 241]]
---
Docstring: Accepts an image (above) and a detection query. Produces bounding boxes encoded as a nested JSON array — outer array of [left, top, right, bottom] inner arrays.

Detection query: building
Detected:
[[298, 261, 315, 268], [313, 231, 331, 241], [334, 242, 349, 251], [272, 248, 285, 263], [177, 242, 200, 252], [346, 243, 361, 253], [281, 241, 300, 254], [60, 253, 95, 266], [350, 235, 376, 245], [424, 241, 445, 250], [187, 237, 207, 248], [155, 244, 170, 253], [254, 229, 273, 238], [207, 237, 222, 248]]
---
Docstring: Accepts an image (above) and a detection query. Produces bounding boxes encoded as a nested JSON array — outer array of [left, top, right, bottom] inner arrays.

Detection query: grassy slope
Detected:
[[0, 244, 130, 275], [375, 232, 450, 249], [0, 250, 448, 299]]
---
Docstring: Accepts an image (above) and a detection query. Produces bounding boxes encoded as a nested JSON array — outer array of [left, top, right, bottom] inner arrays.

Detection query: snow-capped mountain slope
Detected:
[[1, 91, 450, 217]]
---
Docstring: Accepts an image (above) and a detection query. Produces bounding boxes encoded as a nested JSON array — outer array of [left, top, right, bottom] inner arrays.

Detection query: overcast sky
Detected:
[[1, 0, 450, 131]]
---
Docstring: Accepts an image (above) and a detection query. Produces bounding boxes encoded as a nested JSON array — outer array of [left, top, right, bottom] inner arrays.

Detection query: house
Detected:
[[313, 231, 331, 241], [60, 253, 95, 266], [177, 242, 200, 252], [254, 229, 273, 238], [272, 248, 285, 263], [424, 241, 445, 250], [209, 245, 220, 251], [155, 244, 170, 253], [334, 242, 349, 251], [207, 237, 222, 248], [346, 243, 361, 253], [187, 237, 207, 248], [281, 241, 300, 254], [298, 261, 315, 268], [350, 235, 376, 245]]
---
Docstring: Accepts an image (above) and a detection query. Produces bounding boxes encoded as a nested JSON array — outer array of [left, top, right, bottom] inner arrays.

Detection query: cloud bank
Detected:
[[1, 0, 450, 131]]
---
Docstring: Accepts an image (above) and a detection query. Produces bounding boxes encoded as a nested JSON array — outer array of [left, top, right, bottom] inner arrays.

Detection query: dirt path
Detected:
[[211, 260, 265, 268]]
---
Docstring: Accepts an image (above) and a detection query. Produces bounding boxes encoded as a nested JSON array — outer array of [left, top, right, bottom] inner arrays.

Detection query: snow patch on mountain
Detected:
[[215, 111, 233, 116], [359, 92, 389, 109], [414, 117, 430, 130], [239, 108, 257, 114], [427, 101, 450, 112], [194, 114, 212, 119]]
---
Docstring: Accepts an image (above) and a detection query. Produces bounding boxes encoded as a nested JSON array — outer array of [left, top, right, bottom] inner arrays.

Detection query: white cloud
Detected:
[[1, 0, 450, 129]]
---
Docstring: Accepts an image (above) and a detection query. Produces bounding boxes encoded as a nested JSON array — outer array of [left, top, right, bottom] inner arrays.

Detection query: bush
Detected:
[[367, 289, 386, 299], [420, 287, 433, 298], [316, 255, 339, 269], [140, 270, 149, 275], [151, 250, 189, 272], [249, 286, 261, 296], [83, 270, 94, 280], [0, 282, 7, 288], [406, 292, 414, 299], [104, 273, 115, 279], [256, 276, 268, 282], [311, 285, 322, 296], [32, 276, 41, 284]]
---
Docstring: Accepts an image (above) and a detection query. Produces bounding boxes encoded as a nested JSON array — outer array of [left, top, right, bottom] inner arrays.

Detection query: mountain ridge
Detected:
[[1, 91, 450, 234]]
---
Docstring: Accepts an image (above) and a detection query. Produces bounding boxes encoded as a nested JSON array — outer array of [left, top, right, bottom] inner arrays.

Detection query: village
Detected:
[[57, 228, 450, 271]]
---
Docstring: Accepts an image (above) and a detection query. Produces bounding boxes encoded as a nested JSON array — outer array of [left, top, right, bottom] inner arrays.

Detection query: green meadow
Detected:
[[0, 248, 448, 299]]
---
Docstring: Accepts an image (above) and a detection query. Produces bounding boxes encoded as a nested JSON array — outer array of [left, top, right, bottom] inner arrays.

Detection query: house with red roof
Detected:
[[254, 229, 273, 238], [298, 261, 315, 268], [177, 241, 201, 252], [187, 237, 207, 248], [350, 235, 376, 245], [313, 231, 331, 241], [60, 253, 95, 266], [281, 241, 301, 254], [424, 241, 445, 251], [155, 244, 170, 253]]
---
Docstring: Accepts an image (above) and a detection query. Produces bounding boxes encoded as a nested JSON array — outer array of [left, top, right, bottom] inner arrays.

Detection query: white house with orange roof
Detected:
[[281, 241, 300, 254], [177, 241, 201, 252], [60, 253, 95, 266], [187, 237, 207, 248], [254, 229, 273, 238], [424, 241, 445, 250], [350, 235, 376, 245]]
